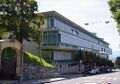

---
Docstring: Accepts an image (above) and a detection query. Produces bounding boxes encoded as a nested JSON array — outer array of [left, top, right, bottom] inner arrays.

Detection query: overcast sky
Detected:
[[36, 0, 120, 58]]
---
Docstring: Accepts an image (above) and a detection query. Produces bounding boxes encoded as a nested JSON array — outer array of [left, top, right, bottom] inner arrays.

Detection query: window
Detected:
[[71, 29, 79, 35], [104, 48, 106, 52], [101, 47, 104, 52], [43, 31, 60, 46], [42, 50, 53, 63], [47, 17, 54, 28]]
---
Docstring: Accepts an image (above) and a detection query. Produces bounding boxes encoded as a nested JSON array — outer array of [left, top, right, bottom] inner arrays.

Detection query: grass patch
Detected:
[[24, 51, 54, 68]]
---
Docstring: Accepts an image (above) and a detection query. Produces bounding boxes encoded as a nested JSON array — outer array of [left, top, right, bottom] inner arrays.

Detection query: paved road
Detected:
[[45, 71, 120, 84]]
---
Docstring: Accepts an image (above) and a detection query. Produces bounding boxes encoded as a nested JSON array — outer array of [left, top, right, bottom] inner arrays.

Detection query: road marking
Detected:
[[101, 77, 106, 79], [107, 77, 111, 80], [84, 83, 96, 84], [113, 78, 117, 80]]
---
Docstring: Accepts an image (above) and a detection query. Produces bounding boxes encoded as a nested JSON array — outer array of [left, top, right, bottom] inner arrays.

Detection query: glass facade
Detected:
[[47, 17, 54, 28], [43, 30, 61, 46], [53, 17, 100, 45], [42, 50, 54, 63], [46, 17, 109, 48], [42, 14, 111, 56]]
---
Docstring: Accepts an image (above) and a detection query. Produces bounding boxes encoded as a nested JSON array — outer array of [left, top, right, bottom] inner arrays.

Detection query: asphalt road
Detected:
[[45, 71, 120, 84]]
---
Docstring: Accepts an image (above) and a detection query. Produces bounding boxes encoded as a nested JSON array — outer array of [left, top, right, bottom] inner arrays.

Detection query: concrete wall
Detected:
[[60, 65, 79, 74], [23, 40, 39, 57], [54, 51, 71, 60]]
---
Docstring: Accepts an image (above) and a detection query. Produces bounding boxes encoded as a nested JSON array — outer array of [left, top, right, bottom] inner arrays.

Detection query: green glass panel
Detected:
[[42, 50, 53, 63]]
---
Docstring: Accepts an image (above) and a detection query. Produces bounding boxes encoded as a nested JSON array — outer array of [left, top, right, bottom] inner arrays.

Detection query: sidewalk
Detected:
[[24, 77, 67, 84], [0, 77, 67, 84], [0, 74, 83, 84]]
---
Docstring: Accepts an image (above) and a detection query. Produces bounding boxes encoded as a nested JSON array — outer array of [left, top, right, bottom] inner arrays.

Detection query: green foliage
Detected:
[[107, 60, 114, 67], [1, 48, 54, 68], [1, 47, 16, 61], [0, 0, 44, 43], [108, 0, 120, 32], [115, 56, 120, 68], [0, 28, 7, 39], [75, 50, 114, 67], [24, 51, 54, 68]]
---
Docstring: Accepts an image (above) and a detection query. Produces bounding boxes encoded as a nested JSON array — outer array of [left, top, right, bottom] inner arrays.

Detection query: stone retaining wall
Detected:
[[23, 64, 59, 80]]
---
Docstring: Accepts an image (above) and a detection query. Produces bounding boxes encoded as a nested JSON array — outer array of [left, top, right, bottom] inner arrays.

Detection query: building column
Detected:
[[0, 45, 1, 70], [16, 49, 21, 80], [16, 47, 23, 81], [20, 46, 23, 81]]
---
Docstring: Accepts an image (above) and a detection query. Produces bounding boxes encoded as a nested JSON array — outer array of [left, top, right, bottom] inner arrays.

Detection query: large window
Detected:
[[42, 50, 53, 63], [43, 31, 61, 46], [46, 17, 108, 48], [47, 17, 54, 28]]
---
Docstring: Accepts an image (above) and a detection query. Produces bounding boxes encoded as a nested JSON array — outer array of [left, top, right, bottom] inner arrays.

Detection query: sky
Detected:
[[36, 0, 120, 58]]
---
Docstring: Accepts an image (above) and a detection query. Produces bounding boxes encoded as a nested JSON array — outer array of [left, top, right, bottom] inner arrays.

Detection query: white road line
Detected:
[[101, 77, 106, 79], [113, 78, 117, 80], [84, 83, 96, 84], [107, 77, 112, 80]]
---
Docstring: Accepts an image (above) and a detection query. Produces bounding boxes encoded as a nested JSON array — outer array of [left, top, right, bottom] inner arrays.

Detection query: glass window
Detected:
[[43, 31, 60, 46], [42, 50, 53, 63], [47, 17, 54, 28]]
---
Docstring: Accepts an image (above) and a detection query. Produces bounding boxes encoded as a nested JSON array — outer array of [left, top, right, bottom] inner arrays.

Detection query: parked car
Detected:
[[88, 69, 97, 75], [96, 68, 100, 74], [107, 68, 112, 72]]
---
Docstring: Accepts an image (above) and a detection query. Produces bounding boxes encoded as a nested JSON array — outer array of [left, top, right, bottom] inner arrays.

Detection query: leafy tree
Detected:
[[108, 0, 120, 32], [115, 56, 120, 68], [81, 51, 87, 64], [0, 0, 44, 43], [107, 60, 114, 67], [0, 28, 7, 39]]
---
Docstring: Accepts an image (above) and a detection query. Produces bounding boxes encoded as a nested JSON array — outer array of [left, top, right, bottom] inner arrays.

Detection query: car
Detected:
[[96, 68, 100, 74], [88, 69, 97, 75], [107, 68, 112, 72]]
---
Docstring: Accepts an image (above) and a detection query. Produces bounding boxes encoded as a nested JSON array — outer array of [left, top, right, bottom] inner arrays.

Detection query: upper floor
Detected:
[[41, 11, 109, 48], [40, 11, 112, 55]]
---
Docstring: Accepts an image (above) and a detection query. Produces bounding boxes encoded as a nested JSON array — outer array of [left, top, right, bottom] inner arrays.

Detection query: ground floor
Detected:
[[42, 49, 79, 73]]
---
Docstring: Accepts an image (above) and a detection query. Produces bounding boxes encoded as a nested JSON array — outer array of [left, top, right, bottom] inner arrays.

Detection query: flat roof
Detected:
[[40, 11, 109, 45]]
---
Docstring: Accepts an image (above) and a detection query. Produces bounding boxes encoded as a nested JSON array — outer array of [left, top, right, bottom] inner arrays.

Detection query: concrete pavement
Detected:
[[45, 71, 120, 84], [0, 73, 82, 84], [0, 71, 119, 84]]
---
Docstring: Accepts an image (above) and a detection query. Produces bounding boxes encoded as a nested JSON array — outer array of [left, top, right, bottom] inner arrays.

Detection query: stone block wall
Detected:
[[23, 64, 59, 80]]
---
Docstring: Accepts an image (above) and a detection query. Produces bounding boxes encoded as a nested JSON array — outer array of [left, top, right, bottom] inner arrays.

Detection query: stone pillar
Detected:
[[0, 45, 1, 70], [16, 49, 21, 80], [20, 46, 23, 81], [16, 47, 23, 81]]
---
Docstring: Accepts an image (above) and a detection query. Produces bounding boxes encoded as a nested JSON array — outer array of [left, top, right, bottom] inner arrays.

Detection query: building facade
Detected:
[[24, 11, 112, 73]]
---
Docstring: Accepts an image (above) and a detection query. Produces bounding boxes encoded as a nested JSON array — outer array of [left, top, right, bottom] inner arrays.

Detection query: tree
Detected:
[[0, 0, 44, 43], [115, 56, 120, 68], [108, 0, 120, 32], [0, 28, 7, 39], [107, 60, 114, 67]]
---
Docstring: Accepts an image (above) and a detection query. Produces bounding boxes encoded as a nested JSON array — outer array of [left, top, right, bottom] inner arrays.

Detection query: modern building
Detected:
[[24, 11, 112, 73]]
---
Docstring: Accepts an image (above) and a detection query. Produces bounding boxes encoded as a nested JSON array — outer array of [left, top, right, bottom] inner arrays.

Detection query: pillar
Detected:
[[0, 45, 1, 70], [20, 46, 23, 81], [16, 49, 21, 80]]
